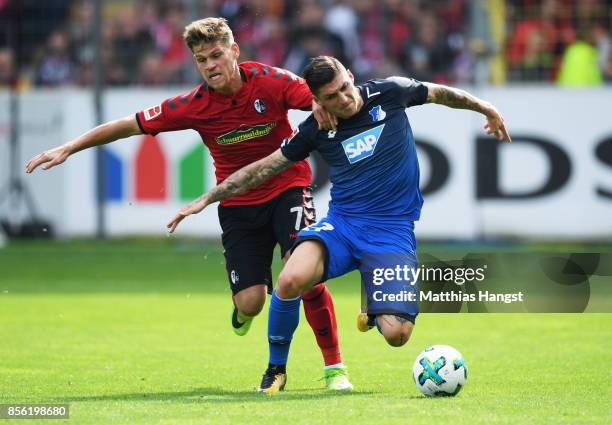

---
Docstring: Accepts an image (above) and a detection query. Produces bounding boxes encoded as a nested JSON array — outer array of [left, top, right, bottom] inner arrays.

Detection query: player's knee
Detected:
[[234, 286, 266, 316], [237, 300, 264, 317], [384, 329, 411, 347], [277, 269, 308, 298], [378, 315, 414, 347]]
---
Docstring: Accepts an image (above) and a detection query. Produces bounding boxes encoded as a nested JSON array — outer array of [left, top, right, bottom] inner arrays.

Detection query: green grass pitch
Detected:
[[0, 240, 610, 424]]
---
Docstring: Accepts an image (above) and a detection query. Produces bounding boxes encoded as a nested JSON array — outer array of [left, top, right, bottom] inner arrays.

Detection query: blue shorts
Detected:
[[294, 211, 419, 321]]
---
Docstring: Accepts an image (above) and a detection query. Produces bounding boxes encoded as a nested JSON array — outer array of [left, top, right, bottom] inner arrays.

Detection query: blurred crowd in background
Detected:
[[0, 0, 611, 88]]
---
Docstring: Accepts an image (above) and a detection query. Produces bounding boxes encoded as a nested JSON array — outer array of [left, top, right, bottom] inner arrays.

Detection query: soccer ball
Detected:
[[412, 345, 467, 396]]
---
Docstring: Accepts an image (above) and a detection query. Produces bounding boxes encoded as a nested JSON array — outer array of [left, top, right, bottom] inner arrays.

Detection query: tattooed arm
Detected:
[[424, 82, 511, 142], [203, 149, 293, 205], [387, 76, 510, 142], [167, 149, 293, 233]]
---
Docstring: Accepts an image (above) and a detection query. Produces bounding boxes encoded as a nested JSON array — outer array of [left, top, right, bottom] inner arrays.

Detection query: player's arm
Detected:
[[25, 115, 141, 173], [167, 149, 293, 233], [423, 82, 511, 142]]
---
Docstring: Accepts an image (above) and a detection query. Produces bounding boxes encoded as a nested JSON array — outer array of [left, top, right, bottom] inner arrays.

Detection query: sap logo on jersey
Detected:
[[341, 124, 385, 164]]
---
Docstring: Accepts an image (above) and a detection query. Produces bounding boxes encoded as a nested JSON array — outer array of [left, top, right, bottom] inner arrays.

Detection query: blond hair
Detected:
[[183, 17, 234, 51]]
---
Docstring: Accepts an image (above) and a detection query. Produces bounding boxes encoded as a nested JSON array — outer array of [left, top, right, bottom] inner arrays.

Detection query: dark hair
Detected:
[[303, 56, 343, 95]]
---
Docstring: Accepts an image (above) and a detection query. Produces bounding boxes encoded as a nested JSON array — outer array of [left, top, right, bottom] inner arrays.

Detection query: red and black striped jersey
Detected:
[[136, 61, 312, 206]]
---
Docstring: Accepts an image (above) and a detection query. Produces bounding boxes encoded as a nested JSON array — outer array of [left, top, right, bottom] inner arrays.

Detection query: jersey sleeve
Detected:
[[280, 121, 316, 162], [135, 89, 199, 136], [244, 62, 312, 111], [281, 72, 312, 111], [385, 77, 429, 108]]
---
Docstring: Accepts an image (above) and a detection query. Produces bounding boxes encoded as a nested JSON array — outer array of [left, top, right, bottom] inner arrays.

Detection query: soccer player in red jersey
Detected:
[[25, 17, 352, 391]]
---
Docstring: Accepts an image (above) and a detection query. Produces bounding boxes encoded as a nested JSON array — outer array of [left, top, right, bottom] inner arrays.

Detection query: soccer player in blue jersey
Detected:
[[167, 56, 511, 393]]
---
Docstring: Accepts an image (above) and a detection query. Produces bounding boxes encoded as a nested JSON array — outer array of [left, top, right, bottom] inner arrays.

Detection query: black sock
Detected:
[[267, 363, 286, 374]]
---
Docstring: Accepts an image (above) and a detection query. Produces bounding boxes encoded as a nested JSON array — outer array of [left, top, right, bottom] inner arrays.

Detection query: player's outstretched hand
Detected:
[[25, 145, 71, 173], [166, 197, 209, 234], [312, 100, 337, 131], [484, 107, 511, 143]]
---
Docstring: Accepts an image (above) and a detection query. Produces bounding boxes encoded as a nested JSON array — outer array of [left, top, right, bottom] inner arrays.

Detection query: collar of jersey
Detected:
[[207, 68, 248, 100]]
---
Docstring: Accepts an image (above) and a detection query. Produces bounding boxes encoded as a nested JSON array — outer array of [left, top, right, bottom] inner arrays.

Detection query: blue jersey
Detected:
[[281, 78, 428, 221]]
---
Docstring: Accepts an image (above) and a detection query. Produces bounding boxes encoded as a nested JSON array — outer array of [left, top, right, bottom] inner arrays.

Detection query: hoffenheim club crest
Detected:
[[369, 105, 386, 122], [254, 98, 266, 113]]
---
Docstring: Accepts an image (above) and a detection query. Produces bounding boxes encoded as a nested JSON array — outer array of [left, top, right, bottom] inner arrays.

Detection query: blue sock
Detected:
[[268, 290, 301, 366], [375, 317, 383, 335]]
